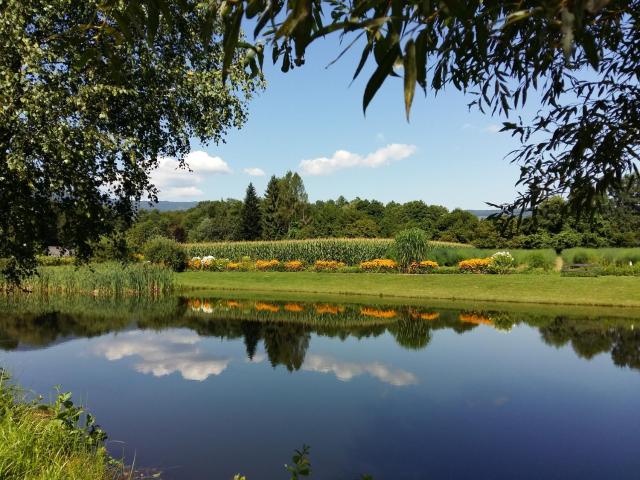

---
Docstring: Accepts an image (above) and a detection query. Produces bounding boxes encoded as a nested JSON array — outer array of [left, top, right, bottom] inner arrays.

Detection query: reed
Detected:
[[1, 262, 173, 296]]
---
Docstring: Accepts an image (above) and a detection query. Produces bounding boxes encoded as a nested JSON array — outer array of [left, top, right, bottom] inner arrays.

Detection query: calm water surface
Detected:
[[1, 295, 639, 479]]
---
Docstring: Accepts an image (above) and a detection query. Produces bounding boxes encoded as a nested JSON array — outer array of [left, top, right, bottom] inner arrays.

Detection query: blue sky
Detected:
[[154, 35, 537, 209]]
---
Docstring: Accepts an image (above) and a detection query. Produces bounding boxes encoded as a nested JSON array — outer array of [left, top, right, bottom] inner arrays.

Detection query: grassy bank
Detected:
[[0, 374, 111, 480], [177, 271, 640, 307], [1, 262, 173, 296]]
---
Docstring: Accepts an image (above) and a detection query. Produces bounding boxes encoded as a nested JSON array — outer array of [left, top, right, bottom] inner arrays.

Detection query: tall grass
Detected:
[[1, 262, 173, 296], [562, 248, 640, 266], [0, 373, 111, 480], [185, 238, 470, 264]]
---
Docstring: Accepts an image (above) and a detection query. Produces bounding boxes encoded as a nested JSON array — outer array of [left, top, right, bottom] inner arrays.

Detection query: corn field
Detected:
[[184, 238, 470, 264]]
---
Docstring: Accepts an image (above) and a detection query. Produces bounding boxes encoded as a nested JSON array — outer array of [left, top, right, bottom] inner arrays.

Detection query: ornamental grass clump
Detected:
[[359, 259, 398, 272], [394, 229, 431, 272]]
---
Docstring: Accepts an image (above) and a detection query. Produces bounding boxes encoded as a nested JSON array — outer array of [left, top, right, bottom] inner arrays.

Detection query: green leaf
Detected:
[[146, 0, 159, 45], [403, 39, 417, 120], [222, 4, 244, 83], [363, 44, 400, 114]]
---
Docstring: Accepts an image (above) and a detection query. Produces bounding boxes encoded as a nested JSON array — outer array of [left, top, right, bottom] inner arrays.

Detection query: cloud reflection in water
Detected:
[[93, 330, 230, 381]]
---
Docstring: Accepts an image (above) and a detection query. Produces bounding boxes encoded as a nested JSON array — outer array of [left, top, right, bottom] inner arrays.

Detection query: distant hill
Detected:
[[467, 209, 500, 219], [139, 201, 199, 212]]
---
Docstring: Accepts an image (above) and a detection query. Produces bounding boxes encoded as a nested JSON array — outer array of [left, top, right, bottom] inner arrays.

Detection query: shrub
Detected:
[[142, 237, 187, 272], [458, 258, 492, 273], [255, 259, 281, 271], [284, 260, 305, 271], [360, 259, 398, 272], [409, 260, 439, 274], [394, 228, 431, 271], [314, 260, 346, 272], [524, 252, 554, 271], [35, 255, 75, 267], [487, 251, 515, 274]]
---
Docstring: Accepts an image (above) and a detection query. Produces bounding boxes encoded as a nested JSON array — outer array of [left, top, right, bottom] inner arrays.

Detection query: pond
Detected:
[[1, 294, 639, 479]]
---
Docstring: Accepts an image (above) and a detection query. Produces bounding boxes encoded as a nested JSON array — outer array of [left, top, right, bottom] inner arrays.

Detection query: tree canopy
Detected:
[[100, 0, 639, 215], [0, 0, 261, 281]]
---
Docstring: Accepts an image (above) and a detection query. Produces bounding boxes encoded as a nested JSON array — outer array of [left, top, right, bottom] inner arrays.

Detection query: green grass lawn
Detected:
[[177, 271, 640, 307]]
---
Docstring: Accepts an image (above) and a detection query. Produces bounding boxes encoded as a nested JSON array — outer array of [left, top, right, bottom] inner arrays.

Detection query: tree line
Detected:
[[126, 173, 640, 250]]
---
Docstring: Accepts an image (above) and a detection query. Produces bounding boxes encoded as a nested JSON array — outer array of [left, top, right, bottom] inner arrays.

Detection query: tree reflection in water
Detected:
[[0, 295, 638, 372]]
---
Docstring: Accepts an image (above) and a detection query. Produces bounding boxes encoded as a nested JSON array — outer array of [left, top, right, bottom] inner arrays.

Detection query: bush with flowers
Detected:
[[458, 257, 493, 273], [284, 260, 305, 271], [314, 260, 346, 272], [359, 258, 398, 272], [188, 256, 231, 271], [487, 251, 516, 274], [255, 259, 281, 271], [409, 260, 439, 274]]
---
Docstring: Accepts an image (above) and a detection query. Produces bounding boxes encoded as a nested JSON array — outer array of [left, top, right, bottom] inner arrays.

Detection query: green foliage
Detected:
[[394, 228, 431, 271], [0, 0, 260, 282], [524, 252, 555, 271], [186, 238, 396, 264], [35, 256, 75, 267], [486, 252, 516, 274], [143, 237, 187, 272], [285, 445, 312, 479], [0, 376, 111, 480], [1, 263, 173, 296]]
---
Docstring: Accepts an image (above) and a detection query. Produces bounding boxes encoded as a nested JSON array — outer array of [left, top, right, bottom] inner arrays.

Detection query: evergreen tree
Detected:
[[262, 176, 283, 239], [239, 183, 263, 240], [277, 171, 308, 237]]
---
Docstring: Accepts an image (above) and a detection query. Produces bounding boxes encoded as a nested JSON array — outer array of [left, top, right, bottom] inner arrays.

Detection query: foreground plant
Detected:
[[0, 372, 112, 480]]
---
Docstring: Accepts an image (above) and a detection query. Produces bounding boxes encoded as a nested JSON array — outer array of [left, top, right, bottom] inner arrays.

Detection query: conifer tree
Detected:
[[240, 183, 262, 240], [262, 176, 283, 239]]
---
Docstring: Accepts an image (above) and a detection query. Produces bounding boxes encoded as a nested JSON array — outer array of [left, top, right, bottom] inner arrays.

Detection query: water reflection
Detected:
[[302, 354, 418, 386], [93, 330, 230, 381], [1, 295, 639, 372]]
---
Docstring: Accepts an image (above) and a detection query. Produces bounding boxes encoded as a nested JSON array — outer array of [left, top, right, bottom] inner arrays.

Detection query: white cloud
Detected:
[[243, 167, 266, 177], [302, 354, 418, 386], [462, 123, 502, 134], [150, 150, 231, 200], [299, 143, 417, 176], [93, 330, 230, 381]]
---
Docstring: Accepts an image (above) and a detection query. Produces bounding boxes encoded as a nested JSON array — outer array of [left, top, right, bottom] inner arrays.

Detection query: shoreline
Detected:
[[176, 271, 640, 308]]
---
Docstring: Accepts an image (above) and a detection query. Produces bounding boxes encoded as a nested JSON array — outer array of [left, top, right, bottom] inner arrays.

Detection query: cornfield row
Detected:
[[184, 238, 470, 264]]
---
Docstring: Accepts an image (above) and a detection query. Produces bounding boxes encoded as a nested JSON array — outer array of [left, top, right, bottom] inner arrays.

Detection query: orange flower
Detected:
[[284, 303, 305, 312], [255, 259, 280, 270], [315, 304, 345, 315], [226, 262, 241, 270], [459, 313, 493, 326], [284, 260, 304, 271], [255, 302, 280, 313], [419, 312, 440, 321], [360, 307, 397, 319], [360, 259, 398, 271], [458, 258, 492, 273], [314, 260, 346, 271]]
